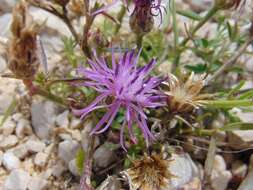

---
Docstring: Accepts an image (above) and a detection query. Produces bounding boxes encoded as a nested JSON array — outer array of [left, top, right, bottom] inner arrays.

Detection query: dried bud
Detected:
[[214, 0, 244, 10], [7, 2, 40, 79], [68, 0, 85, 16], [129, 3, 154, 35]]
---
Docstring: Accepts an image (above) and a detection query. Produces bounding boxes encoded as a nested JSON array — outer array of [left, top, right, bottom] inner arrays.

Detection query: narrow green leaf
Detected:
[[176, 9, 202, 21], [227, 80, 245, 98], [75, 149, 85, 174], [220, 122, 253, 131], [0, 98, 17, 127], [205, 99, 253, 109]]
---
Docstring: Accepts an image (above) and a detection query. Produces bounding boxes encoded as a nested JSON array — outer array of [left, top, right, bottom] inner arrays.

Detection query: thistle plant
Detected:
[[2, 0, 253, 190], [73, 50, 165, 149]]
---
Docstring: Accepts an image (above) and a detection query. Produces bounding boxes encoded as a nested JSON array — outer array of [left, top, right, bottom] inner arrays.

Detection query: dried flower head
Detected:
[[7, 1, 40, 79], [123, 152, 175, 190], [164, 73, 209, 113], [73, 49, 165, 149], [214, 0, 245, 10]]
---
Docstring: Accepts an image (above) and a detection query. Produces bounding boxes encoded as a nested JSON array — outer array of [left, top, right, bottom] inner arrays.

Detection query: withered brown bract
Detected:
[[7, 1, 40, 80], [125, 153, 175, 190]]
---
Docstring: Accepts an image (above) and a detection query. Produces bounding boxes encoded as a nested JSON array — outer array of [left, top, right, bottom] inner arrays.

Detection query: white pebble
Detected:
[[27, 177, 48, 190], [26, 140, 46, 153], [0, 135, 18, 149], [3, 152, 20, 171], [34, 152, 48, 167], [4, 169, 31, 190]]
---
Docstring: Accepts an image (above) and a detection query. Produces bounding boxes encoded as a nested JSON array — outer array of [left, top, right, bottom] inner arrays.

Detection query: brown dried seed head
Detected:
[[126, 153, 175, 190], [165, 73, 210, 113], [7, 1, 40, 79]]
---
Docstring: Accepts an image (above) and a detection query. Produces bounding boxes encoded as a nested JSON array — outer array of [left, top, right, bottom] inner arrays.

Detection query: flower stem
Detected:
[[173, 6, 219, 67], [206, 36, 253, 84], [204, 99, 253, 109]]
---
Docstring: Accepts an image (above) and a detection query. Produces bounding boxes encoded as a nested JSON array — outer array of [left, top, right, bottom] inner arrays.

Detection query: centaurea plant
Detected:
[[73, 50, 165, 149]]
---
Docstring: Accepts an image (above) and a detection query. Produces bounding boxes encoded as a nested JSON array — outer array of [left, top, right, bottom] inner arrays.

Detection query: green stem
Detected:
[[173, 6, 219, 67], [114, 6, 126, 34], [136, 34, 144, 49]]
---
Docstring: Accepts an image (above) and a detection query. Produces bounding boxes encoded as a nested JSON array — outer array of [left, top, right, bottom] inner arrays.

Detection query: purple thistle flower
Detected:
[[73, 49, 165, 150]]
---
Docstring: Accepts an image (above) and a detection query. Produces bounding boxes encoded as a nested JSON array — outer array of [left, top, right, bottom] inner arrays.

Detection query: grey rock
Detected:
[[0, 150, 3, 166], [232, 160, 247, 179], [13, 144, 29, 159], [96, 176, 122, 190], [93, 145, 116, 170], [29, 7, 72, 37], [238, 168, 253, 190], [15, 119, 32, 138], [51, 162, 67, 177], [26, 140, 46, 153], [55, 110, 69, 128], [58, 139, 80, 164], [0, 56, 6, 73], [34, 152, 48, 167], [168, 153, 200, 189], [81, 122, 100, 152], [2, 118, 16, 136], [31, 100, 58, 139], [211, 155, 232, 190], [2, 152, 21, 171], [0, 1, 16, 14], [0, 13, 12, 37], [4, 169, 31, 190], [0, 135, 18, 149], [27, 177, 48, 190], [68, 159, 80, 176]]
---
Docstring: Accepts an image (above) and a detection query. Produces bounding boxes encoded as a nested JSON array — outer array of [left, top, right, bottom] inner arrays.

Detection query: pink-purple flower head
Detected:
[[73, 49, 165, 150]]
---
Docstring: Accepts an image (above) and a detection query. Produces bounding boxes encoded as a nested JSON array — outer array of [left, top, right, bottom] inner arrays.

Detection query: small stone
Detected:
[[26, 140, 46, 153], [71, 130, 82, 141], [58, 139, 81, 164], [15, 119, 32, 138], [31, 100, 59, 139], [93, 144, 116, 170], [238, 165, 253, 190], [213, 155, 226, 172], [13, 144, 29, 159], [55, 110, 69, 128], [0, 150, 3, 166], [52, 162, 67, 177], [68, 159, 80, 176], [3, 152, 20, 171], [232, 161, 247, 179], [40, 168, 52, 180], [27, 177, 48, 190], [2, 118, 16, 135], [0, 135, 18, 149], [70, 117, 81, 129], [34, 152, 48, 167], [12, 113, 23, 122], [4, 169, 31, 190], [81, 122, 100, 152], [211, 155, 232, 190]]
